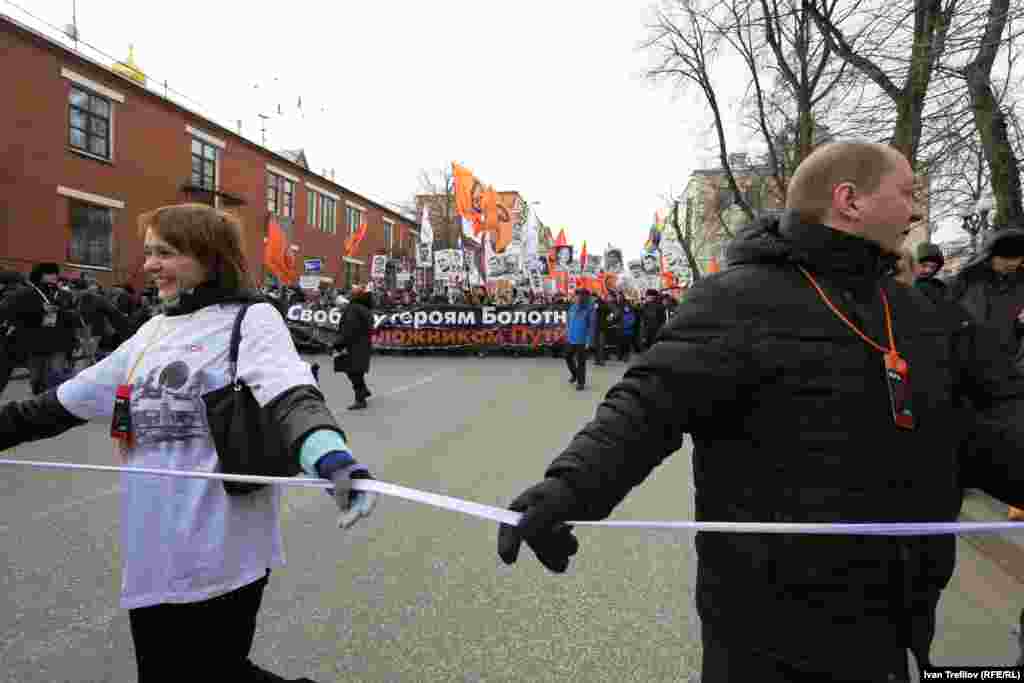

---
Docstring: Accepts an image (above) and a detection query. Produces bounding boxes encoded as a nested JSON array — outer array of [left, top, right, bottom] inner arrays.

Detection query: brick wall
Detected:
[[0, 17, 416, 292]]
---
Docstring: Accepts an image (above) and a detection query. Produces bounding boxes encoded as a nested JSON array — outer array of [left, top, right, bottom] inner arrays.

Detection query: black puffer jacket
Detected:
[[544, 212, 1024, 678], [334, 292, 373, 374], [949, 228, 1024, 365]]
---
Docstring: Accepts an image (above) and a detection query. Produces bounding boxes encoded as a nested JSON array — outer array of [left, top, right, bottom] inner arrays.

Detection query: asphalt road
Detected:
[[1, 354, 1023, 682]]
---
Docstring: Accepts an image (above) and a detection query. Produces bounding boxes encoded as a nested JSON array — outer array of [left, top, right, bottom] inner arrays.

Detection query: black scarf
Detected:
[[160, 281, 263, 316]]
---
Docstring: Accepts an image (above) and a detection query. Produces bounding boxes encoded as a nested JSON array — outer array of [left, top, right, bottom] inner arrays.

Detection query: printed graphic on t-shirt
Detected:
[[131, 359, 222, 446]]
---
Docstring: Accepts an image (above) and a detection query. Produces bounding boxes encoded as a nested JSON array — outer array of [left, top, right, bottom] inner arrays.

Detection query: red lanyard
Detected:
[[797, 266, 904, 369]]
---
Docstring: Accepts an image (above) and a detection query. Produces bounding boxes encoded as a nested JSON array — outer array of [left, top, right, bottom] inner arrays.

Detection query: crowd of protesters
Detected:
[[0, 265, 158, 398]]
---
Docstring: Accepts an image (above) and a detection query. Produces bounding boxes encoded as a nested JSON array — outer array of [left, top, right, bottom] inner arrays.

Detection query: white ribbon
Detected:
[[3, 458, 1024, 536]]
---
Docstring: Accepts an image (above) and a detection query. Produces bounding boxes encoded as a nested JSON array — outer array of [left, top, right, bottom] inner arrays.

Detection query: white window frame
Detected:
[[61, 68, 126, 103], [57, 185, 125, 209], [266, 164, 299, 183], [186, 125, 226, 150], [383, 219, 395, 253]]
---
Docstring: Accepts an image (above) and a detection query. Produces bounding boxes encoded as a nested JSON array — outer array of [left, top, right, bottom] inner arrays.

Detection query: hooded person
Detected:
[[949, 228, 1024, 365], [912, 242, 947, 304], [332, 289, 374, 410]]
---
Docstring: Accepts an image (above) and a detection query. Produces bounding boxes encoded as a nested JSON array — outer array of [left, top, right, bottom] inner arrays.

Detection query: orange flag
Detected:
[[264, 218, 295, 284], [345, 222, 369, 256], [452, 162, 479, 224], [707, 256, 721, 274], [555, 229, 567, 247], [480, 186, 500, 237], [495, 205, 515, 253]]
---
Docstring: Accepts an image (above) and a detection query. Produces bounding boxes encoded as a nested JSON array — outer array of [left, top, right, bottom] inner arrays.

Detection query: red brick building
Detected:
[[0, 15, 417, 292]]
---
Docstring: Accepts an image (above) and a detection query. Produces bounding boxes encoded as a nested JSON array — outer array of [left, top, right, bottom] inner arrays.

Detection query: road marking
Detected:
[[375, 370, 447, 398]]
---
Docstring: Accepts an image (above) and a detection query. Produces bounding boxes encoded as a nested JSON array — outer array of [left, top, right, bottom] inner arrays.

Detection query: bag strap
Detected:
[[228, 303, 252, 385]]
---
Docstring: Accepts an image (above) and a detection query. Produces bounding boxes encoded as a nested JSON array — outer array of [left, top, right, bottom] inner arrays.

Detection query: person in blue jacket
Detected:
[[565, 288, 595, 390]]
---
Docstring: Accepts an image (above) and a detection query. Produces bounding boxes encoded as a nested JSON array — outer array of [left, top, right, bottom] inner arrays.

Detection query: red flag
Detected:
[[580, 241, 588, 271], [707, 256, 721, 274], [555, 229, 567, 247], [264, 218, 296, 284], [345, 222, 369, 256]]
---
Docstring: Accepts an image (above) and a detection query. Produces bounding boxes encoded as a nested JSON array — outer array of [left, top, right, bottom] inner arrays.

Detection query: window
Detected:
[[346, 205, 364, 235], [266, 172, 294, 217], [320, 196, 336, 234], [69, 85, 112, 159], [68, 201, 114, 268], [384, 220, 393, 252], [191, 138, 218, 190], [307, 191, 317, 226]]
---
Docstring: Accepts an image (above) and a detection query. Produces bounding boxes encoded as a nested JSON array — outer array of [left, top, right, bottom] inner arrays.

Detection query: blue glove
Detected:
[[316, 451, 378, 529]]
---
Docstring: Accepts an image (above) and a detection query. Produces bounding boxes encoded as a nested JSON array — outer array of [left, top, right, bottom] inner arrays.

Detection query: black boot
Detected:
[[348, 398, 368, 410]]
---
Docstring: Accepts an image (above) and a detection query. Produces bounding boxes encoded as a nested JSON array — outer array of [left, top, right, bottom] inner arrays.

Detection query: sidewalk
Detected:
[[959, 489, 1024, 586]]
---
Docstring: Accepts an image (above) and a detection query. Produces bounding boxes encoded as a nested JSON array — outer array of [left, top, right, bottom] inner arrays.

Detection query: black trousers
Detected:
[[128, 572, 287, 682], [593, 329, 606, 364], [0, 346, 14, 399], [564, 344, 587, 386], [617, 335, 634, 362], [700, 622, 910, 683], [346, 371, 369, 400]]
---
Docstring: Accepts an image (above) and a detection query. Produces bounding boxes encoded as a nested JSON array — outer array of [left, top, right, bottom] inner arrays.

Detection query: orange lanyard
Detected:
[[797, 266, 904, 367]]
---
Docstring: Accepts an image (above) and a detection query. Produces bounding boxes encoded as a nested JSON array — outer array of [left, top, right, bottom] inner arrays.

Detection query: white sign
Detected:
[[299, 275, 321, 290], [371, 255, 388, 279]]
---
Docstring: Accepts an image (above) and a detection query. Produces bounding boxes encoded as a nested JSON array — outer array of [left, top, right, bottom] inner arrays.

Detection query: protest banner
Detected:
[[285, 303, 570, 351]]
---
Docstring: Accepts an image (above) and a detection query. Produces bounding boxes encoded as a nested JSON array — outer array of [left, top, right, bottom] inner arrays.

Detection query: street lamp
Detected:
[[959, 193, 995, 255]]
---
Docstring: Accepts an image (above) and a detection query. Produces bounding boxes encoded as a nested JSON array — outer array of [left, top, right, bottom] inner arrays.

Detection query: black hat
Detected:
[[646, 289, 660, 297], [990, 236, 1024, 258], [29, 262, 60, 284], [914, 242, 944, 267]]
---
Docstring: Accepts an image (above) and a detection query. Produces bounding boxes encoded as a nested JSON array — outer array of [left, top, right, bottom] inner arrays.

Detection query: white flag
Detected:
[[417, 206, 434, 268]]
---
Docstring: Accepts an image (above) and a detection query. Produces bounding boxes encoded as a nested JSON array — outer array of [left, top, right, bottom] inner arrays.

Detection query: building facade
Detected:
[[0, 16, 417, 292]]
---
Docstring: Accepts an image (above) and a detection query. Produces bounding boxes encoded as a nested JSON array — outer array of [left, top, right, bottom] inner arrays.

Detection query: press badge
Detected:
[[884, 352, 914, 430], [42, 304, 58, 328], [110, 384, 133, 444]]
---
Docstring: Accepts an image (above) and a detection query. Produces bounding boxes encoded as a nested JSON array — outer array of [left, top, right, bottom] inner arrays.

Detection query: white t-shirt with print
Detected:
[[58, 302, 317, 609]]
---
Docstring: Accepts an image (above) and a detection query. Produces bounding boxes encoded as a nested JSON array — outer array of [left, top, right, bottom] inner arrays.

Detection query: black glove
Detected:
[[497, 478, 580, 573]]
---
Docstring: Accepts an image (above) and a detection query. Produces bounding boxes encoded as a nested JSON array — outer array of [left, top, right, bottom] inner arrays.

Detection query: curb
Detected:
[[959, 490, 1024, 586]]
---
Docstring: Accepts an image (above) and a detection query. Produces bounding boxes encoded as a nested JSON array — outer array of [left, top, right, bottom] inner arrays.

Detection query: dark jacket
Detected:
[[594, 299, 613, 332], [0, 284, 348, 480], [913, 275, 948, 306], [78, 290, 132, 342], [640, 300, 667, 340], [334, 293, 373, 374], [0, 281, 76, 354], [543, 212, 1024, 678], [949, 229, 1024, 364]]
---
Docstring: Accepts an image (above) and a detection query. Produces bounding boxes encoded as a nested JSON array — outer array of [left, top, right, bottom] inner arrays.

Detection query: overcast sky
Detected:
[[14, 1, 964, 254], [14, 1, 769, 260]]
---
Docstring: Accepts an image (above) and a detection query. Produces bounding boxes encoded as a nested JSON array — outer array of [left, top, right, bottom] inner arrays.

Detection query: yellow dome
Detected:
[[113, 45, 146, 85]]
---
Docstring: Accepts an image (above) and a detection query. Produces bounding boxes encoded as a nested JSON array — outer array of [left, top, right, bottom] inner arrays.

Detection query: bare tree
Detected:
[[958, 0, 1024, 228], [413, 166, 459, 249], [643, 0, 758, 221], [806, 0, 958, 169]]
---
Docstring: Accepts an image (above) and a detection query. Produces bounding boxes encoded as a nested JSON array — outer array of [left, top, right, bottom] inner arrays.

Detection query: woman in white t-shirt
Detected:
[[0, 204, 375, 682]]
